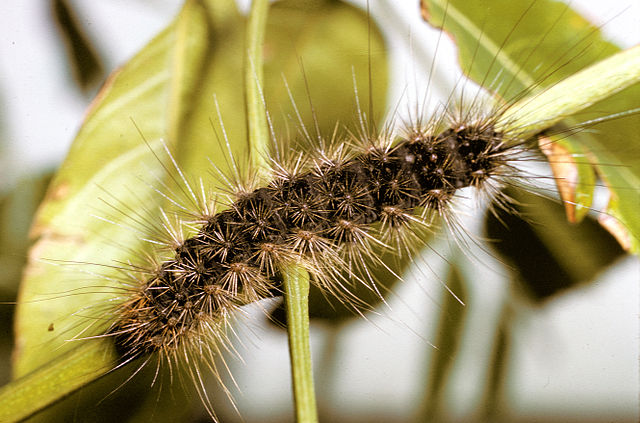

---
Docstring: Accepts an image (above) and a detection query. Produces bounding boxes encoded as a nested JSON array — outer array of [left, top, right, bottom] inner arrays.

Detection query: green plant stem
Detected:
[[282, 265, 318, 423], [0, 339, 118, 423], [245, 0, 271, 177], [497, 45, 640, 138]]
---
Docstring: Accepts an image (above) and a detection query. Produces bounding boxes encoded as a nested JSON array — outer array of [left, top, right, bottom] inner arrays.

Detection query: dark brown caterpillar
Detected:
[[6, 0, 638, 422], [108, 117, 519, 362]]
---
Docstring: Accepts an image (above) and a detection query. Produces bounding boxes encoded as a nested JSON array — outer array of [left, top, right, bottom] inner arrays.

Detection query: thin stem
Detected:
[[245, 0, 271, 178], [282, 265, 319, 423], [0, 339, 118, 423]]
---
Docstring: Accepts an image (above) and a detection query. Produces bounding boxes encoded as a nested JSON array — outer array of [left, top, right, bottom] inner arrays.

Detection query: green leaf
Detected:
[[0, 340, 117, 423], [15, 0, 245, 379], [264, 0, 388, 142], [421, 0, 640, 253]]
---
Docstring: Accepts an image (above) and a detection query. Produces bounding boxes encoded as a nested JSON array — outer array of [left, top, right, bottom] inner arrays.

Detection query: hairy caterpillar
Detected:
[[2, 0, 638, 422]]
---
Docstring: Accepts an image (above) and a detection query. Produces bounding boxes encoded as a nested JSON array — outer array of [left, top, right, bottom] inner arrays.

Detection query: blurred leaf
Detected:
[[479, 306, 511, 421], [13, 0, 388, 420], [485, 187, 624, 301], [416, 262, 467, 422], [421, 0, 640, 253], [51, 0, 105, 91], [264, 0, 388, 142], [0, 172, 53, 294], [0, 172, 53, 388]]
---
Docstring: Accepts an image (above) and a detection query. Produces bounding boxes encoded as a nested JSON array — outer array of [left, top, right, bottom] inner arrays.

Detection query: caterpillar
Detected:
[[3, 0, 638, 422]]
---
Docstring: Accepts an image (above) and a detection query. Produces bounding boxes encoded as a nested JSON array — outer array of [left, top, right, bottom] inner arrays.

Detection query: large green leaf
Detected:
[[11, 0, 387, 420], [421, 0, 640, 252], [15, 0, 244, 379], [264, 0, 388, 140]]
